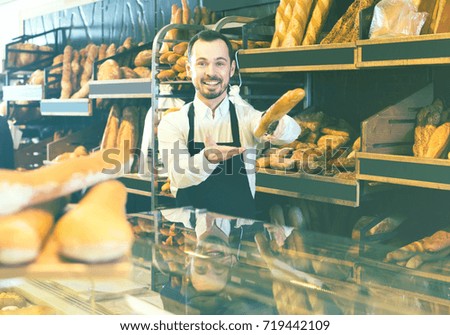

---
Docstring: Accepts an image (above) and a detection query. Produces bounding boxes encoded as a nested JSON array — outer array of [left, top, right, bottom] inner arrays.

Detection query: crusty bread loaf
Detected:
[[70, 82, 89, 99], [27, 69, 44, 85], [0, 208, 54, 265], [167, 53, 182, 64], [133, 66, 152, 78], [173, 42, 188, 55], [422, 230, 450, 252], [98, 59, 121, 80], [424, 122, 450, 158], [254, 88, 305, 137], [101, 104, 121, 149], [15, 43, 39, 67], [303, 0, 334, 45], [317, 134, 349, 151], [105, 43, 117, 58], [134, 49, 152, 67], [54, 180, 134, 263], [0, 149, 129, 215], [157, 69, 177, 81], [120, 66, 140, 79], [159, 51, 175, 64], [98, 43, 108, 60]]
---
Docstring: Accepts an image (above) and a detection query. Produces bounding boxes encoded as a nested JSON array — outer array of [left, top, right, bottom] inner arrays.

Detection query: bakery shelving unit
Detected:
[[150, 23, 206, 211], [86, 43, 155, 211], [234, 29, 450, 206]]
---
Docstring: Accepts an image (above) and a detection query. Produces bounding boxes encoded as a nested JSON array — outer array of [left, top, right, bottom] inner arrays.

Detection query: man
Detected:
[[158, 30, 300, 219], [0, 116, 14, 169]]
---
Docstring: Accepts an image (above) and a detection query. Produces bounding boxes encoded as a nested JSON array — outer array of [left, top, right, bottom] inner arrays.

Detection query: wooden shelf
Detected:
[[256, 169, 361, 207], [357, 152, 450, 191], [40, 99, 91, 116], [236, 34, 450, 73], [89, 79, 152, 99], [237, 43, 357, 73], [2, 85, 43, 101], [356, 33, 450, 68]]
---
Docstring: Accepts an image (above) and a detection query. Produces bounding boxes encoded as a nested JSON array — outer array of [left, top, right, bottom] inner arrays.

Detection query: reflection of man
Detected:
[[189, 213, 236, 293], [158, 30, 300, 219], [0, 116, 14, 169]]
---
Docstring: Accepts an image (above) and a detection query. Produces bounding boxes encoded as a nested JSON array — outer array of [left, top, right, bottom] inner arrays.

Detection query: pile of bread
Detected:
[[0, 149, 134, 267], [7, 42, 53, 68], [100, 103, 148, 173], [385, 229, 450, 269], [0, 291, 58, 315], [96, 41, 153, 82], [413, 98, 450, 159], [271, 0, 336, 47], [257, 108, 359, 178]]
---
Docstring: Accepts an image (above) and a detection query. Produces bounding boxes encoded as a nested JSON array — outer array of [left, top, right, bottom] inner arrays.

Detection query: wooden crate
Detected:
[[357, 84, 450, 190]]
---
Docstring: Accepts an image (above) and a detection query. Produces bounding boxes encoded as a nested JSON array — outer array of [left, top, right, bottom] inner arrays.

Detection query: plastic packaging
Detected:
[[369, 0, 428, 39]]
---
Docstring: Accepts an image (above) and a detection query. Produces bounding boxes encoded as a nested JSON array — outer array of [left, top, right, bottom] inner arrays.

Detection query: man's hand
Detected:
[[204, 135, 245, 164]]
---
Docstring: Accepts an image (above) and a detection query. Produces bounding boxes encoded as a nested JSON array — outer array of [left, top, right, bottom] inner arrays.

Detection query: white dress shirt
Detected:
[[157, 86, 301, 198]]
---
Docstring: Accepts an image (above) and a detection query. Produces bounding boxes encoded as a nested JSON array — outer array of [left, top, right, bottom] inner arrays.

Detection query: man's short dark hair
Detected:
[[187, 30, 235, 63]]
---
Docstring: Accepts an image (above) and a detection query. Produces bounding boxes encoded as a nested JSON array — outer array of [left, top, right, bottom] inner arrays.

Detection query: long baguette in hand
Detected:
[[0, 149, 129, 216], [254, 88, 305, 138]]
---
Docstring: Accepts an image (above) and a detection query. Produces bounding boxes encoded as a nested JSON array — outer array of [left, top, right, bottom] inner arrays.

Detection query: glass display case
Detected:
[[1, 207, 448, 315]]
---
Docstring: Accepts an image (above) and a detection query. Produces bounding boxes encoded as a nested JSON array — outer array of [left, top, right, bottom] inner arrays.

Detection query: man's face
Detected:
[[186, 38, 236, 105]]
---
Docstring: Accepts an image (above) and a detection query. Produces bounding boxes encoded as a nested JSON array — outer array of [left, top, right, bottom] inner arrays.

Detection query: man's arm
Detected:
[[158, 114, 219, 192], [250, 112, 301, 146]]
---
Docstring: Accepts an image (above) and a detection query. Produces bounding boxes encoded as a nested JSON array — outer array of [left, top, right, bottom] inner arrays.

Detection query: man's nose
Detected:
[[205, 63, 215, 76]]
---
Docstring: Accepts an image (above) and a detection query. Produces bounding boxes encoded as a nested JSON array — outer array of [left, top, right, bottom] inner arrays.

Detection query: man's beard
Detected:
[[198, 76, 229, 100]]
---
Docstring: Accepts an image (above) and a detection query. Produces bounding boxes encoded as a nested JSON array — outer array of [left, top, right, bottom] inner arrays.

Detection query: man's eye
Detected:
[[197, 62, 206, 67], [216, 62, 225, 67]]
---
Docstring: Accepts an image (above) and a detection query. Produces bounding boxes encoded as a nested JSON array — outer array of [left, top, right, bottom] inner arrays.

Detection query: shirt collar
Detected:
[[193, 95, 230, 119]]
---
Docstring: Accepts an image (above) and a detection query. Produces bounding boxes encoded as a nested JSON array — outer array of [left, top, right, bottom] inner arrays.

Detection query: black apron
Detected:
[[175, 102, 255, 219]]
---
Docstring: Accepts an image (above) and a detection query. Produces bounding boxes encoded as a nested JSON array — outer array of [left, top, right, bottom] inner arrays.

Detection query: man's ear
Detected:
[[186, 61, 192, 77], [230, 60, 236, 77]]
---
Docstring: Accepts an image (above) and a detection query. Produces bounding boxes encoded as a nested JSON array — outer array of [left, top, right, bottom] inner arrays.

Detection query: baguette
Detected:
[[0, 208, 54, 265], [0, 149, 129, 215], [70, 50, 81, 93], [80, 44, 99, 86], [424, 122, 450, 158], [54, 180, 134, 263], [0, 197, 67, 265], [302, 0, 333, 45], [101, 104, 121, 149], [254, 88, 305, 137], [60, 45, 73, 99], [181, 0, 190, 24], [117, 106, 139, 151]]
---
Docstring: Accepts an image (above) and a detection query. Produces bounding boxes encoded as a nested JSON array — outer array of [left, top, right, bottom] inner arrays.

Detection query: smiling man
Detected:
[[158, 30, 300, 219]]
